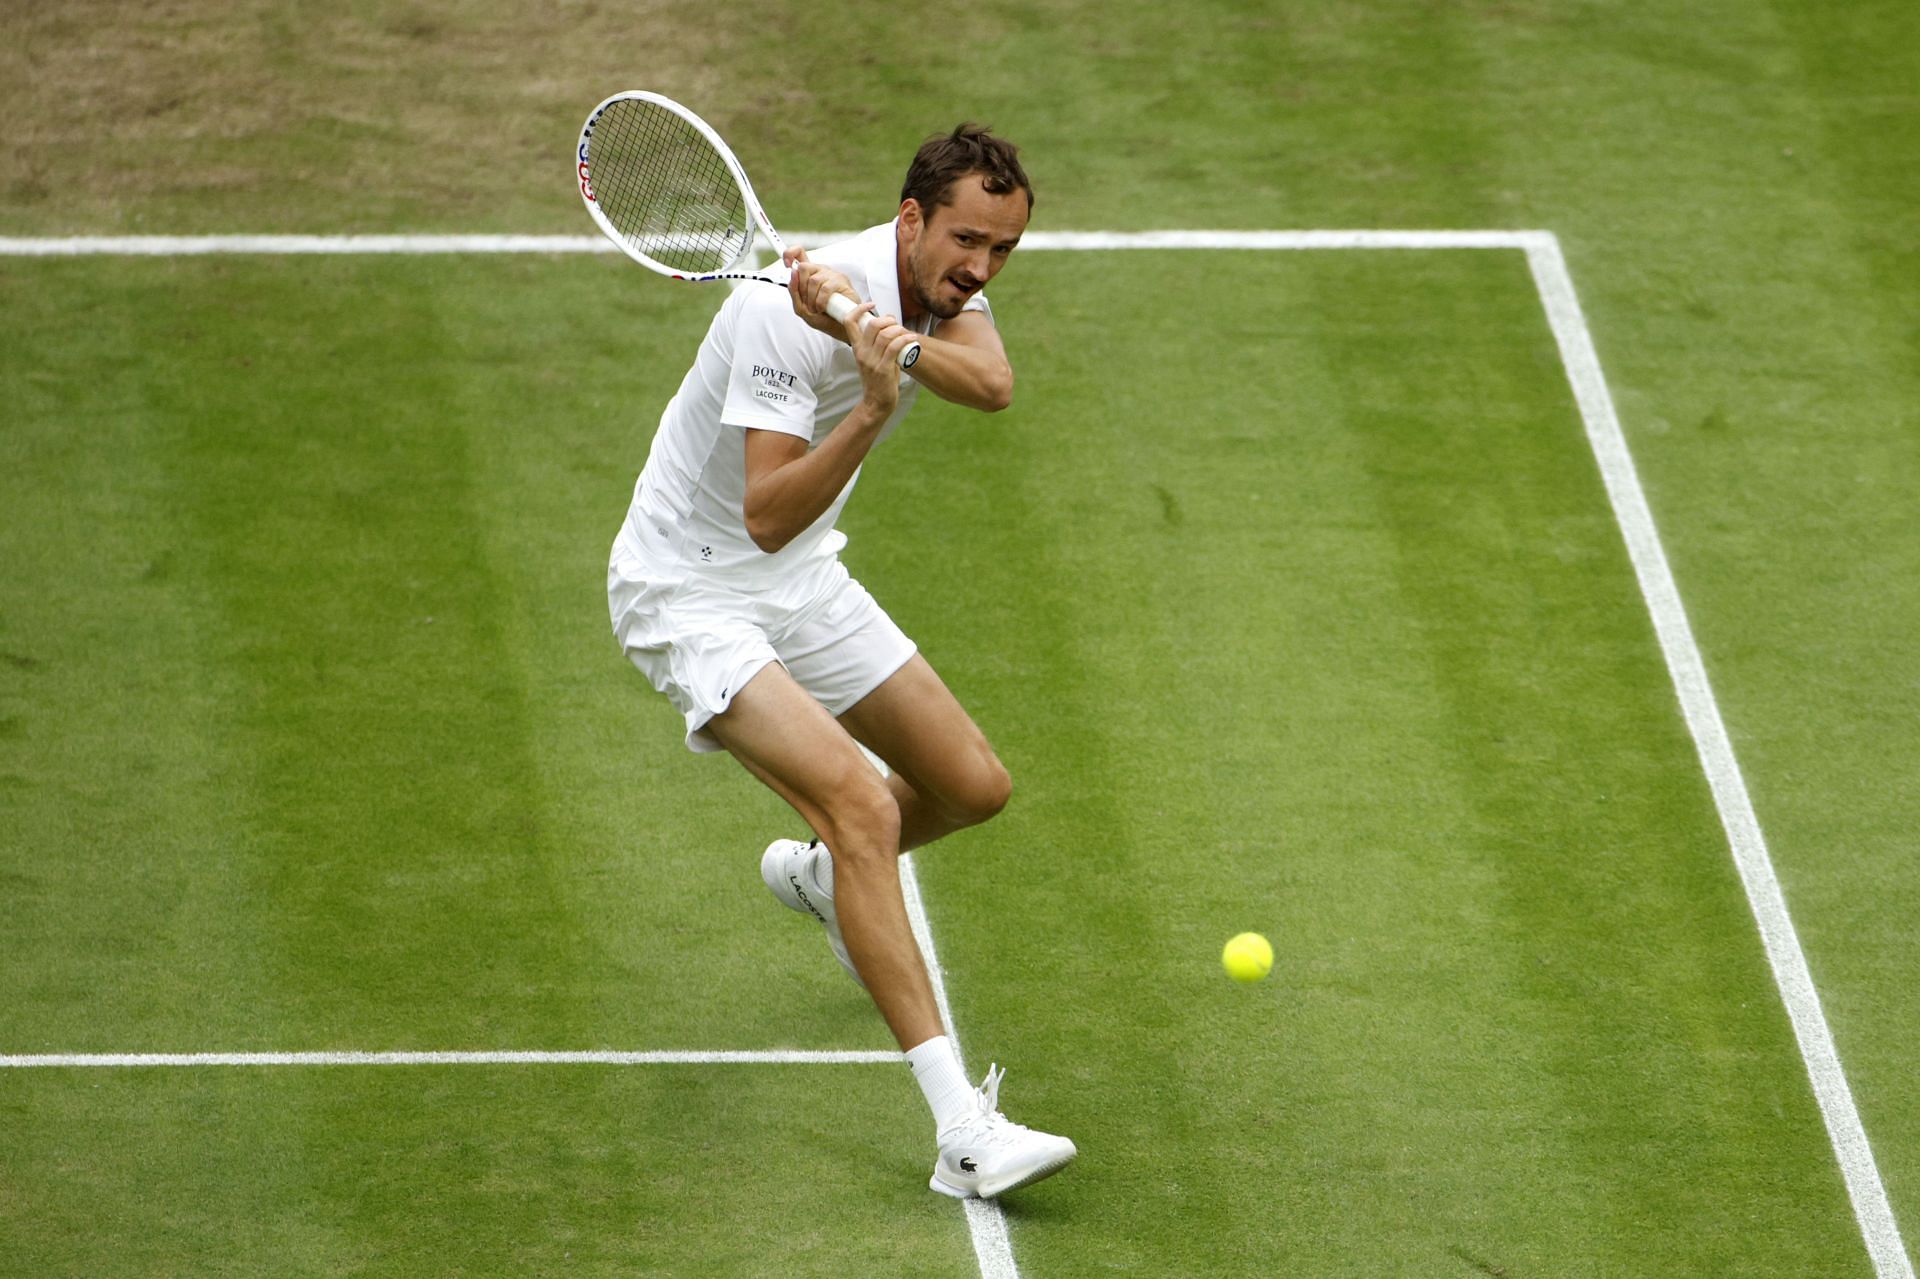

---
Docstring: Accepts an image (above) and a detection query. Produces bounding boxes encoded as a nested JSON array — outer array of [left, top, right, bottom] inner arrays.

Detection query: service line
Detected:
[[0, 1049, 897, 1068]]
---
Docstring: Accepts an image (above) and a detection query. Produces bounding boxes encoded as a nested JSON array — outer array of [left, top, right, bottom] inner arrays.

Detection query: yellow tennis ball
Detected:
[[1222, 932, 1273, 983]]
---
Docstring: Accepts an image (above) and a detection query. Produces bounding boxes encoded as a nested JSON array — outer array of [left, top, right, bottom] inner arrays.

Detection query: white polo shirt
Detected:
[[624, 220, 992, 588]]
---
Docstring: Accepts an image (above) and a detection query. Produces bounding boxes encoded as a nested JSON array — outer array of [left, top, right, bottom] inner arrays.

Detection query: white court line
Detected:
[[0, 229, 1540, 256], [1525, 237, 1913, 1279], [0, 228, 1906, 1279], [901, 853, 1020, 1279], [0, 1050, 897, 1068]]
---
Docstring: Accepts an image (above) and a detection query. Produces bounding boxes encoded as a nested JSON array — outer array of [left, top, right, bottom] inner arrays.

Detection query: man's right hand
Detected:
[[841, 299, 917, 415], [784, 248, 858, 340], [785, 249, 915, 370]]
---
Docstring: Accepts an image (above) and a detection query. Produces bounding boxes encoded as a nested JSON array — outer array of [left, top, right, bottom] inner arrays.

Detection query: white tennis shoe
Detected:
[[760, 838, 863, 986], [929, 1065, 1077, 1199]]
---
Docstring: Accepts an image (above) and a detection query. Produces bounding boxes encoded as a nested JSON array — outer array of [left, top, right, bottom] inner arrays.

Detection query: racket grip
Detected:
[[825, 293, 921, 370]]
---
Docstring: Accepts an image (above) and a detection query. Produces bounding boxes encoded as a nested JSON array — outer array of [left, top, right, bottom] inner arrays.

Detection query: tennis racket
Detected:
[[577, 91, 920, 370]]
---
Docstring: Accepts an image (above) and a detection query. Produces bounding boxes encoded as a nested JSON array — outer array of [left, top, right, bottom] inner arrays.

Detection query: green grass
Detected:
[[0, 248, 1879, 1275], [4, 0, 1918, 1273], [3, 1066, 965, 1277]]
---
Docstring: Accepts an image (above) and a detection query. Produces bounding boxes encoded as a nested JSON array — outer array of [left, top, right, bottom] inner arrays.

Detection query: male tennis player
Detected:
[[607, 125, 1075, 1199]]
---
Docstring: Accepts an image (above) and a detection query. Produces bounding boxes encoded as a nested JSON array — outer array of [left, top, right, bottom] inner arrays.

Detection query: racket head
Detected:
[[577, 92, 784, 278]]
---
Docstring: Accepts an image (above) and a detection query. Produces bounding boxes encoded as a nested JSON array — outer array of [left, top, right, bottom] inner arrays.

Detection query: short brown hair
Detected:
[[901, 124, 1034, 215]]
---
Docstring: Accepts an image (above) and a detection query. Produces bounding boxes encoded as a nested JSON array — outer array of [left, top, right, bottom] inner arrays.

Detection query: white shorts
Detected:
[[608, 525, 917, 753]]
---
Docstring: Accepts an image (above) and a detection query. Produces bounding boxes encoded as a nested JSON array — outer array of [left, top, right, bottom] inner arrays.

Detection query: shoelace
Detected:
[[977, 1064, 1004, 1114], [960, 1065, 1033, 1145]]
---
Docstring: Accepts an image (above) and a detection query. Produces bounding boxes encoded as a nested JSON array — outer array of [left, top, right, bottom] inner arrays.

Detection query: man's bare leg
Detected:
[[838, 654, 1012, 854], [705, 661, 941, 1050], [716, 656, 1077, 1197]]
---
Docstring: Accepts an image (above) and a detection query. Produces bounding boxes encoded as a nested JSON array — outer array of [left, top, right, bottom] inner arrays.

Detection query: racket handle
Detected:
[[825, 293, 922, 370]]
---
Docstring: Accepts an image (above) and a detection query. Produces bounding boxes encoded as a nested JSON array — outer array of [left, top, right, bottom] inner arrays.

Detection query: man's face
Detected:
[[901, 174, 1030, 320]]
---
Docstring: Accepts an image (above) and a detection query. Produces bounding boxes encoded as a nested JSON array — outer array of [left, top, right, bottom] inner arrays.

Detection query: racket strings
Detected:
[[587, 100, 753, 273]]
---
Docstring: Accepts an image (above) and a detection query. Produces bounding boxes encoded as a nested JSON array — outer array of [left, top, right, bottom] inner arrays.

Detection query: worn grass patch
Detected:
[[0, 0, 790, 234]]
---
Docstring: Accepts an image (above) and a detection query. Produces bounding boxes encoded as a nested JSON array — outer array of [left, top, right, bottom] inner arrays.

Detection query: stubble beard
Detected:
[[908, 245, 967, 321]]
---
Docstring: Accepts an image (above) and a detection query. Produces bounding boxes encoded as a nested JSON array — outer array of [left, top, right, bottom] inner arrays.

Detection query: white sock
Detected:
[[905, 1035, 976, 1134], [809, 840, 835, 898]]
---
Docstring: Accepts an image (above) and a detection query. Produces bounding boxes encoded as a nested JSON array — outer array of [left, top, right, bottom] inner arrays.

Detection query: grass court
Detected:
[[3, 2, 1916, 1275]]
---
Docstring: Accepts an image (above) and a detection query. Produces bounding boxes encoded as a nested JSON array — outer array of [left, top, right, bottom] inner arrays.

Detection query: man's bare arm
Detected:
[[742, 302, 917, 553], [742, 412, 883, 553], [907, 310, 1013, 413], [783, 249, 1012, 414]]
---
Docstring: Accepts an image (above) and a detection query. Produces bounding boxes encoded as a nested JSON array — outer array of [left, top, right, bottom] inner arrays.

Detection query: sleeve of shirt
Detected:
[[720, 289, 823, 439]]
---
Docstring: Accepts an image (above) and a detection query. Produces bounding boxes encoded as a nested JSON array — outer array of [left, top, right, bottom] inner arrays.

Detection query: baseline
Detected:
[[0, 230, 1543, 256]]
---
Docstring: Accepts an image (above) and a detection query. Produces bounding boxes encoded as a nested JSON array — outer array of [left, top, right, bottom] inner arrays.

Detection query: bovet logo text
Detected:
[[753, 363, 796, 404]]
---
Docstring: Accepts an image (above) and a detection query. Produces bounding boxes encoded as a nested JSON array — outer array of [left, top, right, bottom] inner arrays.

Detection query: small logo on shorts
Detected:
[[700, 545, 713, 561]]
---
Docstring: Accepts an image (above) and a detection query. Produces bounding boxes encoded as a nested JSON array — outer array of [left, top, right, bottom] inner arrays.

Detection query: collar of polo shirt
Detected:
[[861, 219, 914, 332]]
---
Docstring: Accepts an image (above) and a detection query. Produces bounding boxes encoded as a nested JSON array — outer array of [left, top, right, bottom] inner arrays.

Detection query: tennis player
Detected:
[[607, 125, 1075, 1199]]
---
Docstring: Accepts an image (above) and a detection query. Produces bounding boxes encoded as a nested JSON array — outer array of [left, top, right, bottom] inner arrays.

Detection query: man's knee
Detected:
[[819, 766, 902, 867], [949, 756, 1012, 829]]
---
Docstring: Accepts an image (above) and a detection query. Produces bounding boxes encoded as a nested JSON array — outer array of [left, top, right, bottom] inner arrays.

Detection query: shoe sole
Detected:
[[929, 1150, 1076, 1200]]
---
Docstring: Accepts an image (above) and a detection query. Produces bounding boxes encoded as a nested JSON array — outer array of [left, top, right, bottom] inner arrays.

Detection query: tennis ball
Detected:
[[1222, 932, 1273, 983]]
